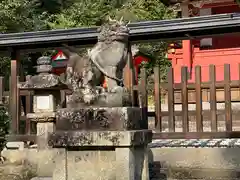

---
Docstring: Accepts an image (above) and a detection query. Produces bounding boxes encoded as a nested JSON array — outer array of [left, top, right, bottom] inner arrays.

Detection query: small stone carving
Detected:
[[61, 17, 131, 107], [55, 107, 142, 131]]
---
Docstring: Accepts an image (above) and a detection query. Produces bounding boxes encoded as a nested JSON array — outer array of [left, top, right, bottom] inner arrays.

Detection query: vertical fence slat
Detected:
[[224, 64, 232, 131], [181, 66, 189, 132], [209, 65, 217, 132], [124, 44, 136, 106], [10, 53, 19, 135], [154, 66, 161, 131], [140, 68, 148, 129], [195, 66, 203, 132], [16, 75, 20, 134], [25, 94, 32, 134], [25, 75, 32, 135], [167, 67, 175, 132], [0, 77, 4, 104], [128, 44, 138, 107]]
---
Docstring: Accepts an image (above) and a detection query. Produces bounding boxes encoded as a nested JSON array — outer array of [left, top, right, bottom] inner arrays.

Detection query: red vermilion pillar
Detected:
[[181, 2, 192, 79], [182, 40, 192, 70]]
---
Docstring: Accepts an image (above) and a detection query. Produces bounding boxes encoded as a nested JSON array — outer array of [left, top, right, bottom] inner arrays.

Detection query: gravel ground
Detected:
[[149, 138, 240, 148]]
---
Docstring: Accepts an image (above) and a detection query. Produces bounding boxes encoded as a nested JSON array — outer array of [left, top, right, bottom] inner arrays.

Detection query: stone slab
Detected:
[[27, 112, 56, 122], [1, 148, 59, 177], [67, 150, 116, 180], [4, 141, 24, 150], [148, 139, 240, 179], [37, 149, 59, 177], [53, 147, 149, 180], [52, 148, 66, 180], [150, 147, 240, 179], [48, 130, 152, 147], [31, 177, 52, 180], [1, 149, 38, 164], [56, 107, 147, 130], [151, 147, 240, 170]]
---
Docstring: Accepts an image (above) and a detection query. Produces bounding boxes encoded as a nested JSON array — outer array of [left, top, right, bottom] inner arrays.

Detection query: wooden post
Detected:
[[167, 67, 175, 132], [181, 66, 189, 132], [195, 66, 203, 132], [154, 66, 161, 131], [0, 77, 4, 104], [25, 75, 32, 135], [10, 49, 20, 135], [224, 64, 232, 131], [209, 65, 217, 131], [139, 68, 148, 129], [123, 43, 138, 107]]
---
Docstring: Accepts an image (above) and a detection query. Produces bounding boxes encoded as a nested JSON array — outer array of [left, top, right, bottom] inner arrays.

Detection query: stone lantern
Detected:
[[19, 56, 67, 177]]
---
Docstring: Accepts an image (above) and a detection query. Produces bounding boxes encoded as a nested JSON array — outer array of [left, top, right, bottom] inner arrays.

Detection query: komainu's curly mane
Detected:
[[97, 17, 130, 43]]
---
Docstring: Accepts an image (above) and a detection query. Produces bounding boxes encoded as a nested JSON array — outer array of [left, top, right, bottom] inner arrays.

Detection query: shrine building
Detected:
[[162, 0, 240, 82]]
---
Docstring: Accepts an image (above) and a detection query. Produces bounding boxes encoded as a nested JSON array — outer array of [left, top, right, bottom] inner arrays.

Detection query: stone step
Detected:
[[150, 146, 240, 180], [31, 177, 52, 180], [149, 166, 240, 180]]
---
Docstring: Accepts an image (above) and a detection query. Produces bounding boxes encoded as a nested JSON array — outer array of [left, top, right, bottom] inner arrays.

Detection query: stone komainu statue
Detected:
[[62, 17, 131, 106]]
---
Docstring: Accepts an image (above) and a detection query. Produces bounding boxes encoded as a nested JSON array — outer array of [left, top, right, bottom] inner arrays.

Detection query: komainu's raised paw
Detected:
[[110, 86, 124, 93]]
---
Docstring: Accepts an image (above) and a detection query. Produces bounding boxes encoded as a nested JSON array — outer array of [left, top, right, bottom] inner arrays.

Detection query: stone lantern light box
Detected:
[[34, 95, 55, 113]]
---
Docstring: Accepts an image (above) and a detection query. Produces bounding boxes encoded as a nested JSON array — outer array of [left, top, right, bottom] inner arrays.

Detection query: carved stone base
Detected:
[[49, 130, 152, 147], [56, 107, 147, 130], [48, 130, 152, 180], [67, 87, 131, 108]]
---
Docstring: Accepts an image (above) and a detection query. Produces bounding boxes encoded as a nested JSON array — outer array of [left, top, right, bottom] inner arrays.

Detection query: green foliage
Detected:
[[0, 57, 10, 89], [46, 0, 114, 28], [113, 0, 176, 82], [0, 0, 176, 81], [0, 105, 9, 150], [32, 0, 73, 13], [114, 0, 176, 21], [46, 0, 176, 80], [0, 0, 48, 33], [0, 0, 176, 91]]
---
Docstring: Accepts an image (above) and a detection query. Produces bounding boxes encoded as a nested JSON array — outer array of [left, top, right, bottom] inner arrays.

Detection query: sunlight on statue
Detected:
[[61, 16, 132, 107]]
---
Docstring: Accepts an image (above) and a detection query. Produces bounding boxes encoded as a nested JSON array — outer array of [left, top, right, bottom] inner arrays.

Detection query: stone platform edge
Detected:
[[149, 138, 240, 148], [48, 130, 152, 147]]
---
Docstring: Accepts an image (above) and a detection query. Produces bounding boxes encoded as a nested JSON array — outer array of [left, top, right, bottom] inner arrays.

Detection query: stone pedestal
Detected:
[[47, 106, 152, 180], [49, 130, 152, 180], [27, 112, 57, 177]]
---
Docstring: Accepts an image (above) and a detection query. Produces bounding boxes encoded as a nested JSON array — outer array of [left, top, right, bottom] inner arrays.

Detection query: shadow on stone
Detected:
[[149, 161, 240, 180]]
